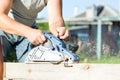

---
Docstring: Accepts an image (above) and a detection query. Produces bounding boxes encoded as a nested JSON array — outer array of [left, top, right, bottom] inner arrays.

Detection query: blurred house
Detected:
[[65, 4, 120, 55]]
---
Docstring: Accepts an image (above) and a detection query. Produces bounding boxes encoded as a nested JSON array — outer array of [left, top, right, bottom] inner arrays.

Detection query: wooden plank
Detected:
[[4, 63, 120, 80]]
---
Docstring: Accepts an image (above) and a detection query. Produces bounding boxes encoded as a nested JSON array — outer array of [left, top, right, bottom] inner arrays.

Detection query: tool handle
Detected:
[[43, 32, 66, 51]]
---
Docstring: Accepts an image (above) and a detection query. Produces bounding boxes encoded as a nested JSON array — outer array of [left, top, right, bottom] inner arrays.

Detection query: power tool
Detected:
[[25, 32, 80, 67]]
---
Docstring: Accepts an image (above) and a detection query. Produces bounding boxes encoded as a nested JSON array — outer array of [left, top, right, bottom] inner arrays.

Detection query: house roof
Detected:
[[64, 4, 120, 25], [74, 4, 119, 18]]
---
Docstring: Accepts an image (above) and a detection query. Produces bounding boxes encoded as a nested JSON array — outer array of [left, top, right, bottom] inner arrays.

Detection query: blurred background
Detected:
[[38, 0, 119, 18], [9, 0, 120, 63]]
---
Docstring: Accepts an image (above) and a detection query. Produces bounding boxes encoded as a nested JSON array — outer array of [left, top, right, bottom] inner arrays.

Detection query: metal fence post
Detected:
[[96, 19, 102, 59]]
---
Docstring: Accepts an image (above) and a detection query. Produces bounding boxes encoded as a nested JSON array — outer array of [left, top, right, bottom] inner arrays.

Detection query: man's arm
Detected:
[[0, 42, 3, 80], [0, 0, 30, 37], [47, 0, 69, 40], [0, 0, 46, 45]]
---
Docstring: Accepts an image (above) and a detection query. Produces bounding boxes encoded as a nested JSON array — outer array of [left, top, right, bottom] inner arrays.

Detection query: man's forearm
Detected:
[[0, 13, 33, 37], [49, 18, 65, 29], [47, 0, 65, 28]]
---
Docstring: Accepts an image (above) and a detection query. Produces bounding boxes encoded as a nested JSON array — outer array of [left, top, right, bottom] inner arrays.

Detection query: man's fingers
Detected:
[[56, 27, 70, 40], [56, 27, 65, 37], [33, 40, 40, 45], [52, 31, 59, 37], [59, 29, 69, 40], [41, 34, 46, 43], [32, 33, 46, 45]]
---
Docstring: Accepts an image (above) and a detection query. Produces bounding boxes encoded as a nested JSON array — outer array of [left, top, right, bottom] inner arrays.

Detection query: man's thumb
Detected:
[[53, 29, 59, 37]]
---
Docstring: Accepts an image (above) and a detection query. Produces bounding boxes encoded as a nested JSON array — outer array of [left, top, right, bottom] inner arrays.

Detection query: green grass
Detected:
[[79, 53, 120, 64]]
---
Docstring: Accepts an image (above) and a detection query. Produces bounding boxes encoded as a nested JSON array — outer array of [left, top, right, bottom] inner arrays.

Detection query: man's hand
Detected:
[[50, 26, 70, 40], [26, 29, 46, 45]]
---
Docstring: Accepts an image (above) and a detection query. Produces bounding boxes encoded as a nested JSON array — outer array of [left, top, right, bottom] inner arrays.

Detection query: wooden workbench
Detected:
[[3, 63, 120, 80]]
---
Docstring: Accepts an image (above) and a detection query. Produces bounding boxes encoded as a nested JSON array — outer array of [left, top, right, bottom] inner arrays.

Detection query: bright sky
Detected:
[[37, 0, 120, 18]]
